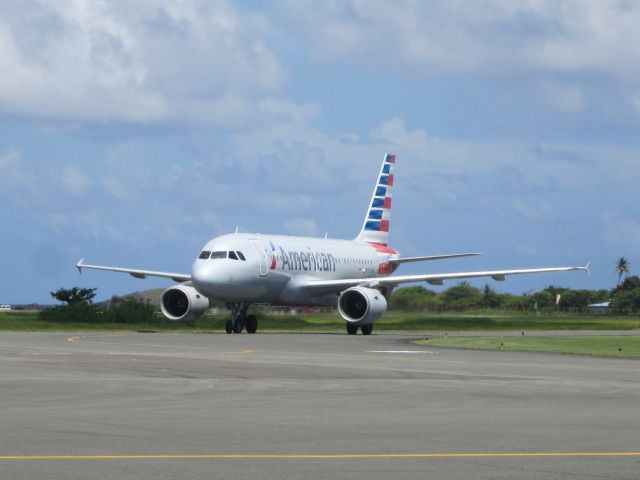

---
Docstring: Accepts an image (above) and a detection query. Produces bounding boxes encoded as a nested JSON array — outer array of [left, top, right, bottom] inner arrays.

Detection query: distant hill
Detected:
[[105, 288, 165, 307], [108, 288, 226, 310]]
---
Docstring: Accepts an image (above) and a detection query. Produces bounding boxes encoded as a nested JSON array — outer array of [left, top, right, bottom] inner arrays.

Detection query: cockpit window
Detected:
[[236, 251, 246, 261], [210, 251, 226, 259], [199, 251, 211, 259], [228, 251, 238, 260]]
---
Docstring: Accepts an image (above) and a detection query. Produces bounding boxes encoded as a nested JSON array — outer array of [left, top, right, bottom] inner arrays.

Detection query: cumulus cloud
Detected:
[[369, 117, 428, 151], [0, 0, 285, 126], [281, 0, 640, 76], [279, 0, 640, 114]]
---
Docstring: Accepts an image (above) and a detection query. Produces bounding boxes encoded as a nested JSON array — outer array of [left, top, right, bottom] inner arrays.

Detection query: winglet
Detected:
[[76, 258, 84, 274]]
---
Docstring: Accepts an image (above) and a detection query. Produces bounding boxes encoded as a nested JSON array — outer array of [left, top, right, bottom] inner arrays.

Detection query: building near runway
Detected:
[[587, 301, 610, 315]]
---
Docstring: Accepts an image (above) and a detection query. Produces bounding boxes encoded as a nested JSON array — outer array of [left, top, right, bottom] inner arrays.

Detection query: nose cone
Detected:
[[191, 260, 217, 295]]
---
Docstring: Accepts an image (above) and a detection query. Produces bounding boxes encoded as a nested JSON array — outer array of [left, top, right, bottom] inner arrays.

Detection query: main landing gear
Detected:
[[225, 303, 257, 334], [346, 323, 374, 335]]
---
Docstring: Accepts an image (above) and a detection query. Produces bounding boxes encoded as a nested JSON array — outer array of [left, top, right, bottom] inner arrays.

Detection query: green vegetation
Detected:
[[615, 257, 630, 286], [387, 283, 614, 312], [101, 296, 157, 324], [39, 287, 100, 323], [417, 335, 640, 358], [38, 287, 158, 326], [610, 276, 640, 311], [388, 277, 640, 314], [4, 267, 639, 334], [2, 310, 639, 333]]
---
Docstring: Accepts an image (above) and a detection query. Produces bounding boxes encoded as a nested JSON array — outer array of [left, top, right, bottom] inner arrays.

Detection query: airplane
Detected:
[[76, 153, 589, 335]]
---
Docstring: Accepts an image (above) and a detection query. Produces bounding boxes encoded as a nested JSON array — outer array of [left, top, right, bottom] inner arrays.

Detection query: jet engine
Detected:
[[337, 286, 387, 324], [160, 285, 209, 322]]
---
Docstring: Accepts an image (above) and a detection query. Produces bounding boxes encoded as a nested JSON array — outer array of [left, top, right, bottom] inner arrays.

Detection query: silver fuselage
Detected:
[[191, 233, 398, 306]]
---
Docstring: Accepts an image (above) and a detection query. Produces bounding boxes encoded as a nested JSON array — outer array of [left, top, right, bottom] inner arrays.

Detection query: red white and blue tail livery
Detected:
[[76, 154, 589, 335], [356, 153, 395, 246]]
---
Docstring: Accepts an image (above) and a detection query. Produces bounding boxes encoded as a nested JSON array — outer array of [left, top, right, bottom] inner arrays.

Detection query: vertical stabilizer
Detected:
[[355, 153, 395, 246]]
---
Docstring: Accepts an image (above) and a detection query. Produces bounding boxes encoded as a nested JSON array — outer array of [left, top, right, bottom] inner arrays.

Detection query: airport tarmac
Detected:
[[0, 332, 638, 479]]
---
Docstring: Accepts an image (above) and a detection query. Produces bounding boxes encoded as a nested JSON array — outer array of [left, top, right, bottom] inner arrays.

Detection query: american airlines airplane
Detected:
[[77, 154, 589, 335]]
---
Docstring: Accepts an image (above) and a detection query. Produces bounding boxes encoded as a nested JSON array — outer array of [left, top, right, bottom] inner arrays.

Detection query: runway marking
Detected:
[[1, 452, 640, 460], [65, 335, 253, 355], [28, 353, 72, 356], [67, 335, 205, 349], [103, 349, 255, 356], [98, 349, 255, 358], [367, 350, 435, 354]]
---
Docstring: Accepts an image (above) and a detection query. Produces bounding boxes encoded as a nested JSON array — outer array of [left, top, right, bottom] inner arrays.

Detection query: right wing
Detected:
[[76, 259, 191, 283]]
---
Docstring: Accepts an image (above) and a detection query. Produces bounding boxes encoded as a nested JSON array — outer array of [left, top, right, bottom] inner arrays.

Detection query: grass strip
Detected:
[[1, 311, 639, 333], [416, 336, 640, 358]]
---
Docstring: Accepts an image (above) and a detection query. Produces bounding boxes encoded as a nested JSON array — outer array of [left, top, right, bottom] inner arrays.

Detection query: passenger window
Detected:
[[228, 251, 238, 260], [237, 251, 246, 261], [199, 251, 211, 259], [210, 251, 226, 259]]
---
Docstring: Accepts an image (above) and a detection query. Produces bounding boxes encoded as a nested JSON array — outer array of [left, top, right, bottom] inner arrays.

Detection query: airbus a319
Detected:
[[77, 154, 589, 335]]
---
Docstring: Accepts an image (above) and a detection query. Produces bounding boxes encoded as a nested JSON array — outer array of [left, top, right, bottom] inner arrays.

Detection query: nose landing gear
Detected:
[[225, 303, 257, 334]]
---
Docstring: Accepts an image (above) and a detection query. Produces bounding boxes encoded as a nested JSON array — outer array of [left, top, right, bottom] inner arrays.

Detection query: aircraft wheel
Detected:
[[361, 324, 373, 335], [346, 323, 358, 335], [225, 320, 233, 334], [246, 315, 258, 334], [232, 320, 243, 334]]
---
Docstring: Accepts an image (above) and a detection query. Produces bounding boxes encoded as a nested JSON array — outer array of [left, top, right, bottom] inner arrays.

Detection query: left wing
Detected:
[[76, 259, 191, 283], [306, 263, 590, 297]]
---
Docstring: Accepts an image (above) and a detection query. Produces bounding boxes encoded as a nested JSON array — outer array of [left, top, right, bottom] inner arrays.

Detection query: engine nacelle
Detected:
[[160, 285, 209, 322], [337, 286, 387, 325]]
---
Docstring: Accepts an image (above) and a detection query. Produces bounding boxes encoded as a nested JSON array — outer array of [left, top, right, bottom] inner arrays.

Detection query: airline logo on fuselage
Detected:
[[277, 246, 336, 272]]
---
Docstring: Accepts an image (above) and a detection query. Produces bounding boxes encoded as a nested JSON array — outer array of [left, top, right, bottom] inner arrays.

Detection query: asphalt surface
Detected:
[[1, 332, 639, 479]]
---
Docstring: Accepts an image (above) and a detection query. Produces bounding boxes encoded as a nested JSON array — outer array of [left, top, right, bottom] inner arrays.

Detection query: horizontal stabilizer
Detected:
[[390, 253, 482, 264]]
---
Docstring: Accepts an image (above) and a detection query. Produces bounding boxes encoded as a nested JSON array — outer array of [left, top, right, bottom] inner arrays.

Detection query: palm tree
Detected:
[[615, 257, 630, 286]]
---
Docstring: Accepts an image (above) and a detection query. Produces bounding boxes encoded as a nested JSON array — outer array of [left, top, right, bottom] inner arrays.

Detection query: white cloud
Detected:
[[281, 0, 640, 78], [279, 0, 640, 116], [61, 167, 92, 196], [284, 217, 318, 236], [541, 82, 585, 112], [0, 0, 285, 126], [259, 193, 313, 212], [369, 117, 429, 151], [45, 211, 135, 245], [0, 150, 38, 206], [181, 212, 222, 232]]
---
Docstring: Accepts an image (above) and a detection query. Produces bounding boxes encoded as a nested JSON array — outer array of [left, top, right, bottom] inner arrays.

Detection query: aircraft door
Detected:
[[249, 239, 270, 277]]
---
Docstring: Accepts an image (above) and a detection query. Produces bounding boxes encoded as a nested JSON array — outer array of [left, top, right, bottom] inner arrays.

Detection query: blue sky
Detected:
[[1, 1, 639, 304]]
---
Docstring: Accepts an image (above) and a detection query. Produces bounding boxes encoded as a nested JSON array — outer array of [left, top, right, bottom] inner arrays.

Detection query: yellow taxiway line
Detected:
[[1, 452, 640, 460]]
